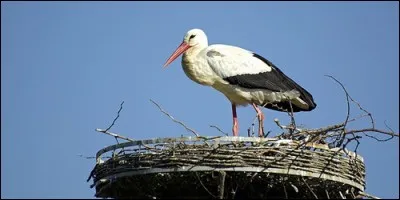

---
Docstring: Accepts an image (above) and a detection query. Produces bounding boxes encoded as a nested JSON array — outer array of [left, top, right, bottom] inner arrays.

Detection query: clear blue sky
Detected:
[[1, 1, 398, 198]]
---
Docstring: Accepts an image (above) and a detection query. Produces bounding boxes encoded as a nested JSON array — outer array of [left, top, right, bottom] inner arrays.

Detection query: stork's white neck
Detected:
[[185, 42, 208, 56], [181, 44, 216, 86], [182, 43, 207, 65]]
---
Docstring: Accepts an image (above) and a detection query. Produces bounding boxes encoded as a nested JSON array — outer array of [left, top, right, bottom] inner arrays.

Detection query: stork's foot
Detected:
[[252, 104, 265, 137]]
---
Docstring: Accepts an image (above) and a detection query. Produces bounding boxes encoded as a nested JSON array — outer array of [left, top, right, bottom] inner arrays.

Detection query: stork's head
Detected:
[[164, 28, 208, 67], [183, 29, 208, 47]]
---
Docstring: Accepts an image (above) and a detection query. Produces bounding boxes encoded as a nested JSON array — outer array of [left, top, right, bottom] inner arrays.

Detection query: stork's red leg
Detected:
[[252, 103, 265, 137], [232, 103, 239, 136]]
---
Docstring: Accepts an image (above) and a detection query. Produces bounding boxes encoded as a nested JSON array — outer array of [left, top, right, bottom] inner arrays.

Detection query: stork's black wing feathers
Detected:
[[223, 53, 317, 111]]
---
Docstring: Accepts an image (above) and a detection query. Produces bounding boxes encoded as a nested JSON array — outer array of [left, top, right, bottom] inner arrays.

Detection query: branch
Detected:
[[218, 171, 226, 199], [324, 75, 351, 147], [77, 154, 96, 159], [95, 129, 135, 142], [357, 191, 381, 199], [301, 177, 318, 199], [195, 172, 217, 198], [150, 99, 200, 137], [95, 101, 135, 143], [274, 118, 303, 132], [95, 129, 156, 150], [346, 128, 399, 138], [282, 182, 288, 199], [210, 125, 229, 136], [105, 101, 124, 132], [324, 75, 398, 149]]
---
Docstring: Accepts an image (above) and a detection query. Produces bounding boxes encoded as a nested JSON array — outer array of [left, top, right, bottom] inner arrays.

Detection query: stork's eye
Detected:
[[189, 35, 196, 39]]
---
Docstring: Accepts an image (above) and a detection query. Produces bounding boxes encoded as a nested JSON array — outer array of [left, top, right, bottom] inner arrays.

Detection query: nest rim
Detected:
[[91, 136, 366, 199]]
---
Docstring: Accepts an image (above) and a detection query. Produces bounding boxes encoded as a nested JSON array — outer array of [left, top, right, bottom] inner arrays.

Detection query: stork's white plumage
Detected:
[[164, 29, 316, 137]]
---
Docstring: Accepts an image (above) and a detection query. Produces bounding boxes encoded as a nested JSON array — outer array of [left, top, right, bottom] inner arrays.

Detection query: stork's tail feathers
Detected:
[[261, 90, 317, 113]]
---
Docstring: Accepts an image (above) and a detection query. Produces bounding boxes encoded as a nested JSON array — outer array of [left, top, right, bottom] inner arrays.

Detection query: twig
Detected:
[[197, 136, 222, 141], [274, 118, 303, 132], [251, 122, 255, 137], [283, 182, 288, 199], [358, 121, 397, 141], [357, 191, 380, 199], [218, 171, 226, 199], [232, 184, 239, 199], [77, 154, 96, 159], [264, 130, 272, 138], [324, 75, 396, 147], [325, 75, 351, 147], [345, 128, 398, 137], [96, 128, 135, 142], [150, 99, 200, 137], [338, 191, 345, 199], [293, 122, 398, 139], [274, 118, 285, 130], [114, 137, 120, 146], [96, 101, 132, 150], [325, 189, 330, 199], [357, 120, 398, 141], [301, 177, 318, 199], [105, 101, 124, 132], [347, 113, 371, 123], [347, 97, 375, 129], [195, 172, 216, 198], [350, 188, 356, 199], [210, 125, 229, 136], [139, 142, 156, 150], [248, 116, 257, 137], [384, 120, 395, 133], [297, 123, 344, 135], [289, 182, 298, 193], [342, 135, 361, 159], [87, 164, 98, 182]]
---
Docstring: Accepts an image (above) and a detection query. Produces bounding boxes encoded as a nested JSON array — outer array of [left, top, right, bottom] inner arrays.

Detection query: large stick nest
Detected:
[[88, 136, 365, 199], [88, 76, 398, 199]]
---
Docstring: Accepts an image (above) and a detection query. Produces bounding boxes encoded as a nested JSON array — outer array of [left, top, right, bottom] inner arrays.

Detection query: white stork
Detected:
[[163, 28, 316, 137]]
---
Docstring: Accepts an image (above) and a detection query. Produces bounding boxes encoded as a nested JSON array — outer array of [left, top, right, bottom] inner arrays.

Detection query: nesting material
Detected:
[[88, 136, 365, 199]]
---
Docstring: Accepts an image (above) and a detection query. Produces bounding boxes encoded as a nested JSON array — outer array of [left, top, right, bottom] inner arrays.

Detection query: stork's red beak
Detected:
[[163, 42, 191, 67]]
